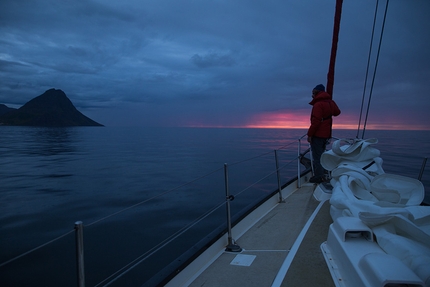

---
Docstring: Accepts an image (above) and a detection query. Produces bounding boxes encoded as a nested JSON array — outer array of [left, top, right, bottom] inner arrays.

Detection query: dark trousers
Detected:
[[311, 137, 328, 177]]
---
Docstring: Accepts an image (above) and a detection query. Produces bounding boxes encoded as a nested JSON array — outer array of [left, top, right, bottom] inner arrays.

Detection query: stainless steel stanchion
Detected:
[[75, 221, 85, 287], [418, 157, 428, 181], [274, 150, 283, 202], [224, 163, 242, 252]]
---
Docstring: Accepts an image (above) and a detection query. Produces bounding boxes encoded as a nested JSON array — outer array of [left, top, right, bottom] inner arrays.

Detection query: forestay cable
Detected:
[[356, 0, 380, 138], [360, 0, 390, 139]]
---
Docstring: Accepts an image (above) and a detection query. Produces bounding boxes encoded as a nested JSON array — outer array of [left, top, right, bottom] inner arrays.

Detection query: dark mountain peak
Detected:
[[20, 89, 77, 114], [0, 104, 16, 116], [0, 89, 103, 127]]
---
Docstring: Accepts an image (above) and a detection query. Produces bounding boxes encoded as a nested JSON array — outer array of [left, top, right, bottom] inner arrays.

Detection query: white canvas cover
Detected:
[[322, 138, 430, 286]]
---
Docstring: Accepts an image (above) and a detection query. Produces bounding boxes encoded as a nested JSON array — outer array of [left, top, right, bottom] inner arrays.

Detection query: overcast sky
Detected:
[[1, 0, 429, 129]]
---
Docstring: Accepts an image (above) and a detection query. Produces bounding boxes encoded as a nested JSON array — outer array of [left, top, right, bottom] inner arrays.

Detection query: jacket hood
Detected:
[[309, 91, 332, 105]]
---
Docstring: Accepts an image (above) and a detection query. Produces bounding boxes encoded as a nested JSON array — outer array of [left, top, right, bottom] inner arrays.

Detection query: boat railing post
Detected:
[[274, 150, 284, 202], [74, 221, 85, 287], [309, 143, 314, 176], [224, 163, 242, 252], [297, 139, 301, 188], [418, 157, 428, 181]]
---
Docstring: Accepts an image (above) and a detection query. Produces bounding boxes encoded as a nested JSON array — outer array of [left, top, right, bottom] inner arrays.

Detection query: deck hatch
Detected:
[[230, 254, 256, 266]]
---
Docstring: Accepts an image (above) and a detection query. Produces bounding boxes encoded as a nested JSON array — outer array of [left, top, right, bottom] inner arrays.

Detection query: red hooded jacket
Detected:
[[307, 91, 341, 138]]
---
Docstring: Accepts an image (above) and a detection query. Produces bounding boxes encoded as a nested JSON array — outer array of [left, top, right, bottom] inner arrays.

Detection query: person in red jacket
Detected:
[[307, 84, 341, 183]]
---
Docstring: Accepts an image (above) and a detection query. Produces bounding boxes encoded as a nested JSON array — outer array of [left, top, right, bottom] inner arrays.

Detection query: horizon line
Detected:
[[168, 125, 430, 131]]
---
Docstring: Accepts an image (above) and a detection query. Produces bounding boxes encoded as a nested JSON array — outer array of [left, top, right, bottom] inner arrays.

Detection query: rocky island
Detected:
[[0, 89, 103, 127]]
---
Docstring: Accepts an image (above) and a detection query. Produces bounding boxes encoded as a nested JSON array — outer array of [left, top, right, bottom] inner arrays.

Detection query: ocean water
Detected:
[[0, 127, 429, 286]]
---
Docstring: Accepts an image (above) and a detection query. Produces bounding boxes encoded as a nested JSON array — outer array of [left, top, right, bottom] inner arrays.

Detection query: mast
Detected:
[[326, 0, 343, 97]]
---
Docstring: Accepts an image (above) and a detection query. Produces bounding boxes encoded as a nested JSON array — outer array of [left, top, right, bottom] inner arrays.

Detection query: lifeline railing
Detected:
[[1, 135, 428, 287], [0, 135, 313, 287], [0, 135, 312, 287]]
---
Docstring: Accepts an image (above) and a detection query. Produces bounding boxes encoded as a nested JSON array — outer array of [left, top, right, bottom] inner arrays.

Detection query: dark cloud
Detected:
[[191, 53, 236, 68], [0, 0, 429, 129]]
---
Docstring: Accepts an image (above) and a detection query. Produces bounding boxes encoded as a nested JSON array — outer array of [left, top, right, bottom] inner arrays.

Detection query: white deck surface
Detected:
[[185, 183, 335, 287]]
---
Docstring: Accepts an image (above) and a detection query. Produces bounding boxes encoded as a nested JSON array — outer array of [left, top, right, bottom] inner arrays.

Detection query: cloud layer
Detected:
[[1, 0, 429, 129]]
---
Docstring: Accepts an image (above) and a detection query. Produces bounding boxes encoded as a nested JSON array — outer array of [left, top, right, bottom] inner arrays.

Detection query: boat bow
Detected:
[[320, 138, 430, 286]]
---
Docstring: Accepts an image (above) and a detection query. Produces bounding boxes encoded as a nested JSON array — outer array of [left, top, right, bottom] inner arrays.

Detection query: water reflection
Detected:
[[16, 127, 79, 156], [0, 127, 83, 216], [0, 127, 429, 286]]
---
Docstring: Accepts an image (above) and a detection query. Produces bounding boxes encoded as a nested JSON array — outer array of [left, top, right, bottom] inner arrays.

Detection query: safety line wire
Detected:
[[276, 140, 298, 151], [233, 157, 298, 198], [229, 149, 273, 167], [0, 167, 224, 268], [0, 140, 302, 269], [0, 229, 75, 268], [99, 151, 300, 285], [95, 199, 226, 287], [86, 166, 224, 227], [229, 139, 299, 167]]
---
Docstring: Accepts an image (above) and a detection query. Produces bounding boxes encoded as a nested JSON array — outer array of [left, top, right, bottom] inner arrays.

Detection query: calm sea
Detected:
[[1, 127, 429, 286]]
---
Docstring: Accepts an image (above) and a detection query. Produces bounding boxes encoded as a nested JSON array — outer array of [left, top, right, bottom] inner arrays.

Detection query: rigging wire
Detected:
[[356, 0, 380, 138], [360, 0, 390, 139]]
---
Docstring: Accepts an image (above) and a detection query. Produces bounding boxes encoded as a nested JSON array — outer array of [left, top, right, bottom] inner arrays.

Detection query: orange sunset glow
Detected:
[[244, 111, 309, 129], [183, 110, 428, 130], [240, 111, 429, 130], [242, 110, 358, 129]]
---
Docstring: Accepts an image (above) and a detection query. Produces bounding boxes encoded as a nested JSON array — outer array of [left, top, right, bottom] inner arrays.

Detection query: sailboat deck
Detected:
[[187, 183, 335, 287]]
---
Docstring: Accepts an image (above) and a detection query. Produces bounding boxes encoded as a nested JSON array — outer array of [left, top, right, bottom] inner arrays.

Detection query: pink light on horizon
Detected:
[[243, 111, 309, 129], [242, 110, 429, 130], [180, 110, 429, 130], [242, 110, 360, 129]]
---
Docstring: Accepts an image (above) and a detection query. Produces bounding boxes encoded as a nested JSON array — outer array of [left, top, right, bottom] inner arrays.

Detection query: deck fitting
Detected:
[[225, 244, 242, 252]]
